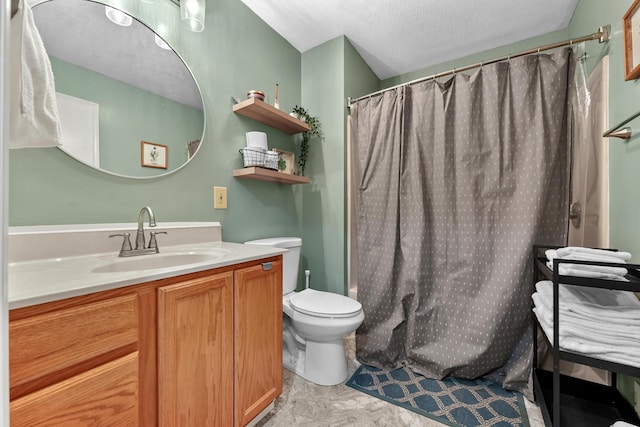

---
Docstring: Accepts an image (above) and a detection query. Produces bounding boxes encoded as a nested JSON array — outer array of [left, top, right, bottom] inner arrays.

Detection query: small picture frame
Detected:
[[274, 148, 295, 174], [624, 0, 640, 80], [141, 141, 168, 169]]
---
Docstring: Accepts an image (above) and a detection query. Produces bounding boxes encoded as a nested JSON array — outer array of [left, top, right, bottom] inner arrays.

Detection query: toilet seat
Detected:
[[289, 289, 362, 318]]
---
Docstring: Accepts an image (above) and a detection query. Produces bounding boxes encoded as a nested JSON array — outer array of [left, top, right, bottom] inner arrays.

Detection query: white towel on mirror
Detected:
[[9, 0, 62, 148]]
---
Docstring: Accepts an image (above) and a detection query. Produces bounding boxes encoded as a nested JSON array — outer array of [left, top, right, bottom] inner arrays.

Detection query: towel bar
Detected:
[[603, 109, 640, 139]]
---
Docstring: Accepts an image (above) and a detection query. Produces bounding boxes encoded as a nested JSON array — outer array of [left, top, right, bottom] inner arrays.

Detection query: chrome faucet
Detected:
[[109, 206, 167, 257], [136, 206, 157, 250]]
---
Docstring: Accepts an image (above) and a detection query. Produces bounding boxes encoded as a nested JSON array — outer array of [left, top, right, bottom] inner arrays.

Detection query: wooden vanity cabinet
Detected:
[[157, 258, 283, 427], [8, 255, 282, 427]]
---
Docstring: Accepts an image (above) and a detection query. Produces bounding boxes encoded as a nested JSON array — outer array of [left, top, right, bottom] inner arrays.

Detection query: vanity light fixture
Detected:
[[104, 5, 133, 27], [180, 0, 205, 32]]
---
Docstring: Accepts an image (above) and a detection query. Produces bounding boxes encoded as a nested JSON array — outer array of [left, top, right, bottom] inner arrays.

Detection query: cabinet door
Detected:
[[234, 260, 283, 427], [158, 272, 234, 427], [10, 352, 139, 426]]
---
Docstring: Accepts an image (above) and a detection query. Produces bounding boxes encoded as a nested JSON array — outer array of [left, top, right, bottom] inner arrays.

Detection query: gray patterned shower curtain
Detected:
[[351, 48, 575, 396]]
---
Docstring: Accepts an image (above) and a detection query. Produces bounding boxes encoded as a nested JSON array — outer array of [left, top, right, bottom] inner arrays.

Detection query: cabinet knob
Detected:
[[261, 262, 272, 271]]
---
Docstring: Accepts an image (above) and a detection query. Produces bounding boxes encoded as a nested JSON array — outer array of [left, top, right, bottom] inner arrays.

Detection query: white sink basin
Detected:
[[92, 249, 229, 273]]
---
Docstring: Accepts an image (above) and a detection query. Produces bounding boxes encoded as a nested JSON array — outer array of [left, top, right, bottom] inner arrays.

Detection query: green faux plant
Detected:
[[292, 105, 321, 176]]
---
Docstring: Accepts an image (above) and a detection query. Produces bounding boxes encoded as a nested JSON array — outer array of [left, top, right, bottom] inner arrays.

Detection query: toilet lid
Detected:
[[289, 289, 362, 318]]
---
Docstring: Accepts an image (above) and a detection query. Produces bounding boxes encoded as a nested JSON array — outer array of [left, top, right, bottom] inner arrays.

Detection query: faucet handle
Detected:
[[148, 231, 168, 251], [109, 233, 133, 253]]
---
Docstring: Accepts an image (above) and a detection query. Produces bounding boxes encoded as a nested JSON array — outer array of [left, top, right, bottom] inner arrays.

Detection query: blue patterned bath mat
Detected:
[[346, 365, 529, 427]]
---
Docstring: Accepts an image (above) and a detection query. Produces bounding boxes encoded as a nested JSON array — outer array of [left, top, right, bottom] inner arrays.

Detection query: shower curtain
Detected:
[[351, 48, 575, 396]]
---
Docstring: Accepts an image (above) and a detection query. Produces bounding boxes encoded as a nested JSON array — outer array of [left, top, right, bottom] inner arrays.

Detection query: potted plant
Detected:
[[291, 105, 321, 176]]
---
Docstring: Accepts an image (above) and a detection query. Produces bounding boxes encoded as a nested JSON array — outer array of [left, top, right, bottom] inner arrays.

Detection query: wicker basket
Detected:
[[264, 151, 280, 170], [239, 147, 266, 167]]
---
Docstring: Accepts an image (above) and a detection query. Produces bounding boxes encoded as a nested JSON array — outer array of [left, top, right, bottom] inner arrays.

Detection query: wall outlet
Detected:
[[214, 186, 227, 209]]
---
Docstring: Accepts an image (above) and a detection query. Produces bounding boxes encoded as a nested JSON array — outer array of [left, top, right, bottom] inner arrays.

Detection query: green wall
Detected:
[[50, 57, 203, 177], [10, 0, 304, 246], [299, 36, 378, 294]]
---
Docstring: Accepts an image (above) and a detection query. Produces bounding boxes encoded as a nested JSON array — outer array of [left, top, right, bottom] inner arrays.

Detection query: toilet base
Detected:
[[304, 339, 348, 386], [283, 337, 348, 386]]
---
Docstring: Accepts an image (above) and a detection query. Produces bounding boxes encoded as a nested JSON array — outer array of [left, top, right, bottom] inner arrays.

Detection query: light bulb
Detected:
[[154, 34, 172, 50], [104, 6, 132, 27], [180, 0, 205, 32]]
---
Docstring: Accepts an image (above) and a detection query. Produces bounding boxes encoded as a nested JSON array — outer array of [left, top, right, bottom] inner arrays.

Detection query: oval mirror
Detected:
[[32, 0, 205, 179]]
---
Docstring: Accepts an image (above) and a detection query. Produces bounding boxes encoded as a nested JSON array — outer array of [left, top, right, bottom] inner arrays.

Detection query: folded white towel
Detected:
[[548, 248, 628, 264], [535, 281, 640, 321], [9, 0, 62, 148], [557, 246, 632, 262], [534, 309, 640, 368], [545, 261, 629, 281], [532, 294, 640, 342], [545, 249, 558, 261], [545, 248, 629, 280]]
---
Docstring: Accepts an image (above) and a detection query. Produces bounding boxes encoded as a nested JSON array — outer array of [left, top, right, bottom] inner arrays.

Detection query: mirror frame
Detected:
[[31, 0, 207, 180]]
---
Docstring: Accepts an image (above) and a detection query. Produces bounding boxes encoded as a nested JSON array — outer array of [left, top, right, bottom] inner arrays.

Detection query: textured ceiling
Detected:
[[240, 0, 580, 80]]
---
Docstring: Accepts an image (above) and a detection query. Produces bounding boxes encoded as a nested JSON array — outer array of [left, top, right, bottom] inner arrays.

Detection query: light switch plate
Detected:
[[214, 186, 227, 209]]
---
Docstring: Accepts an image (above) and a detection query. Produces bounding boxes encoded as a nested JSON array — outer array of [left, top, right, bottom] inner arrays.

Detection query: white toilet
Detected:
[[244, 237, 364, 386]]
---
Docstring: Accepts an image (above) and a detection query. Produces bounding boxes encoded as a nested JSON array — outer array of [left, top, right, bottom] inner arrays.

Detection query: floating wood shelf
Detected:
[[233, 167, 311, 184], [233, 98, 311, 135]]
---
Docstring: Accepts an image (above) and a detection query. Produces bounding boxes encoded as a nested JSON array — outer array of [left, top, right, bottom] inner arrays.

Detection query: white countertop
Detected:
[[8, 241, 286, 310]]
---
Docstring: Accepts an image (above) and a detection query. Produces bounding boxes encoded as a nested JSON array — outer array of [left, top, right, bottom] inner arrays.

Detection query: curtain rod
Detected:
[[347, 25, 610, 106]]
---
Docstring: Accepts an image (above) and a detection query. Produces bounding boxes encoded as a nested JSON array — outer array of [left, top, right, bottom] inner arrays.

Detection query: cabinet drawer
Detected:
[[10, 293, 138, 388], [11, 352, 140, 427]]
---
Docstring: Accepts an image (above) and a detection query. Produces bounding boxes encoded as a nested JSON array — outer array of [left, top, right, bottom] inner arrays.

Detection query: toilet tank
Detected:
[[244, 237, 301, 295]]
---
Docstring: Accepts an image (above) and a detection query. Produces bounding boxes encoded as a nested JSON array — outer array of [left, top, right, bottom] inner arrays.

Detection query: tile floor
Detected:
[[257, 335, 545, 427]]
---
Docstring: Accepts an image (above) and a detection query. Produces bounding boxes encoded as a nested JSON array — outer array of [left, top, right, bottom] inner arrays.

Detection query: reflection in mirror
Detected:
[[32, 0, 205, 179]]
